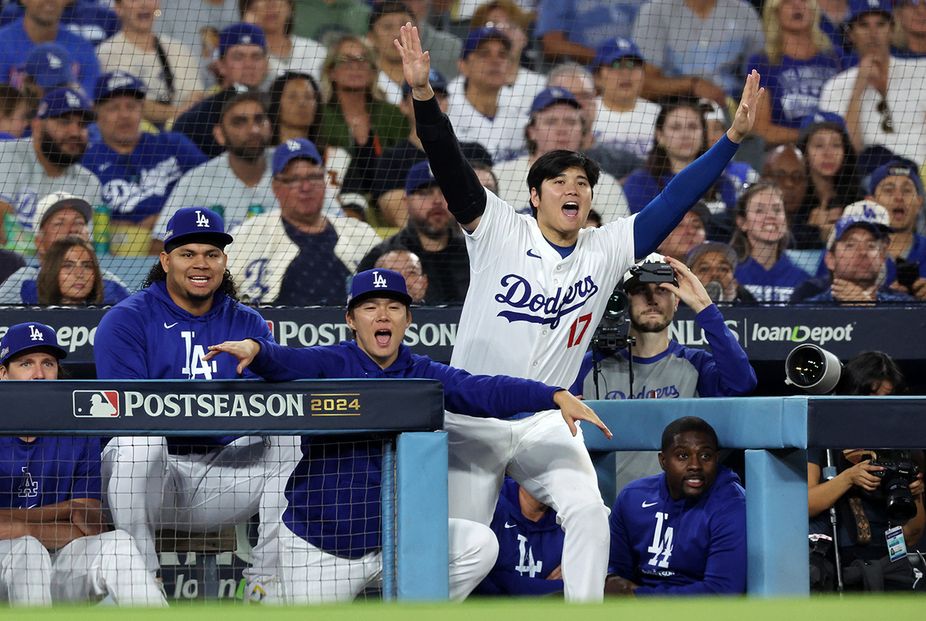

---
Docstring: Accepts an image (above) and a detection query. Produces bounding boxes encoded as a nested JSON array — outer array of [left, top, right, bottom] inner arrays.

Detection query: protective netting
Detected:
[[0, 0, 918, 307]]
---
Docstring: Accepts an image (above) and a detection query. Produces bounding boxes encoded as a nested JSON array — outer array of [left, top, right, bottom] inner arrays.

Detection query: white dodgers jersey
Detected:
[[450, 190, 637, 386]]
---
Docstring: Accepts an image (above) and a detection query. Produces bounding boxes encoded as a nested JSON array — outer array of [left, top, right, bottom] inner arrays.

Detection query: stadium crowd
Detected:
[[0, 0, 921, 606]]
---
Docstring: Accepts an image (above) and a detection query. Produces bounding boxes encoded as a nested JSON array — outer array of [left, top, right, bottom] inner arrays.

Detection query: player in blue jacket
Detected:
[[474, 478, 565, 597], [0, 322, 165, 606], [93, 206, 299, 586], [205, 268, 611, 603], [606, 416, 746, 596]]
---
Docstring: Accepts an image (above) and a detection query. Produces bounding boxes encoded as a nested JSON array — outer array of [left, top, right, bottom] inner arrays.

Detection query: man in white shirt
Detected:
[[493, 87, 630, 223], [0, 87, 101, 254]]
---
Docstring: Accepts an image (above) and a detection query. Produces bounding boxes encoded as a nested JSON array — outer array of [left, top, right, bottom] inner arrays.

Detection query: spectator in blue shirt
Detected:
[[731, 181, 810, 301], [0, 0, 100, 96], [82, 71, 206, 255], [0, 0, 118, 48], [606, 416, 746, 596], [867, 161, 926, 299], [802, 200, 915, 303], [748, 0, 842, 145]]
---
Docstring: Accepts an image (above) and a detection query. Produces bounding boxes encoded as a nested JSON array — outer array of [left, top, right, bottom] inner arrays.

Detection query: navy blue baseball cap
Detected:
[[21, 43, 73, 89], [461, 26, 512, 59], [163, 207, 234, 253], [0, 322, 66, 365], [218, 23, 267, 58], [869, 160, 925, 196], [402, 68, 448, 98], [530, 86, 581, 116], [846, 0, 892, 24], [94, 71, 147, 104], [593, 37, 645, 68], [36, 87, 93, 121], [405, 160, 438, 195], [272, 138, 323, 176], [347, 268, 412, 309], [798, 110, 847, 140]]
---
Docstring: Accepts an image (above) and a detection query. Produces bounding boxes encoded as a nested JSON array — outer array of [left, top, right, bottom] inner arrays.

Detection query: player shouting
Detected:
[[394, 23, 762, 602], [206, 268, 610, 602]]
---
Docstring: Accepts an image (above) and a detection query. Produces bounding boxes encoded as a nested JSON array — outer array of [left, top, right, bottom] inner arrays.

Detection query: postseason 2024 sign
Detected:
[[0, 379, 444, 435], [0, 305, 921, 365]]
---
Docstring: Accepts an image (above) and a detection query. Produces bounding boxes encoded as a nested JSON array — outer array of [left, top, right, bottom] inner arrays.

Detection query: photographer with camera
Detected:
[[802, 350, 925, 591], [573, 253, 756, 492]]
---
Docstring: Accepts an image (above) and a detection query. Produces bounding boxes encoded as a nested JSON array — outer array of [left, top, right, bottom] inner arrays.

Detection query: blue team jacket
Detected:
[[94, 280, 272, 448], [608, 466, 747, 595], [248, 338, 563, 559], [475, 478, 565, 596]]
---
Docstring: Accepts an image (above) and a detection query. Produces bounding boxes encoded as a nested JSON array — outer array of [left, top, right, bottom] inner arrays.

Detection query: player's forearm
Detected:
[[412, 96, 486, 226], [23, 521, 84, 551], [632, 136, 739, 256], [0, 500, 77, 523], [250, 337, 328, 381], [442, 370, 560, 418]]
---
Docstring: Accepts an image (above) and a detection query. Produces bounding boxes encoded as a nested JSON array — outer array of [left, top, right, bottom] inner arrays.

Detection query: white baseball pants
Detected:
[[102, 435, 299, 575], [0, 536, 52, 606], [265, 518, 497, 604], [445, 409, 610, 602]]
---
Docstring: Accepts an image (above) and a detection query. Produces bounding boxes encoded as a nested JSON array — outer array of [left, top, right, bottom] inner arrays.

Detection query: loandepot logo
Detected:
[[751, 322, 855, 346], [73, 390, 120, 417]]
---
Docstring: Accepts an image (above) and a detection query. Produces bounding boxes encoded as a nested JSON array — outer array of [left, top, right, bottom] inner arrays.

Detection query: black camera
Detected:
[[896, 259, 920, 292], [784, 344, 842, 394], [622, 261, 678, 291], [591, 287, 633, 354], [869, 452, 920, 523]]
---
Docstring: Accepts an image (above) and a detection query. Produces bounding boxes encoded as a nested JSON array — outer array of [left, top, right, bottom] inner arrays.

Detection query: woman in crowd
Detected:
[[793, 113, 863, 249], [240, 0, 325, 88], [730, 182, 810, 302], [748, 0, 842, 145], [268, 70, 351, 214], [318, 35, 408, 213], [36, 237, 104, 306], [807, 351, 925, 590], [623, 100, 738, 224], [96, 0, 202, 125]]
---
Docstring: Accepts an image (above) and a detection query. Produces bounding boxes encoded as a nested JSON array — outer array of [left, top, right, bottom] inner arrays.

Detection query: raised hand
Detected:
[[727, 70, 764, 143], [659, 255, 712, 313], [553, 390, 613, 439], [394, 22, 433, 99], [203, 339, 261, 375]]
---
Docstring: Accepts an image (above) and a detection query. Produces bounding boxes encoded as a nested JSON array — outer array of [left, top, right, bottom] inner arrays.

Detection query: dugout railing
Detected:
[[0, 379, 450, 602], [585, 396, 926, 597]]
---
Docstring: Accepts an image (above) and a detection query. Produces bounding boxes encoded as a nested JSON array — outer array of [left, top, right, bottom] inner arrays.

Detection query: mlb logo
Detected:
[[73, 390, 120, 418], [266, 320, 274, 336]]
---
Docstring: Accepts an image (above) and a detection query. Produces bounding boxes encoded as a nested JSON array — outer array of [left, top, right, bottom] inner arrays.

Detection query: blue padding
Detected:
[[745, 449, 809, 596], [584, 397, 809, 451], [396, 432, 449, 600]]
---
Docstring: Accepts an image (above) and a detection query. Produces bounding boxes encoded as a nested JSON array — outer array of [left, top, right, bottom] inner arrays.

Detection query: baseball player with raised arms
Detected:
[[205, 268, 611, 603], [93, 207, 299, 589], [0, 322, 166, 606], [394, 23, 762, 601]]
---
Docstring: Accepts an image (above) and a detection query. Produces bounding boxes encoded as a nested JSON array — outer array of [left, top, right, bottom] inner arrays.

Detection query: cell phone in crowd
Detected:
[[896, 260, 920, 291]]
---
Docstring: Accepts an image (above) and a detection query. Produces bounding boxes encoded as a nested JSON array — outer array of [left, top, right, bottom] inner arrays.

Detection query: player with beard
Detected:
[[572, 253, 755, 493], [0, 88, 101, 253], [151, 92, 276, 252], [357, 160, 470, 303]]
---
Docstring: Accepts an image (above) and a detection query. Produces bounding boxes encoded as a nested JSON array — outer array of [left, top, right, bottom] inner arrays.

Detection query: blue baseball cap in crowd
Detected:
[[869, 160, 925, 196], [163, 207, 234, 253], [798, 110, 847, 139], [829, 200, 892, 249], [530, 86, 581, 116], [347, 268, 412, 309], [36, 87, 93, 121], [0, 322, 67, 365], [21, 43, 73, 89], [218, 23, 267, 58], [845, 0, 892, 25], [402, 68, 448, 98], [94, 71, 147, 104], [272, 138, 323, 176], [461, 26, 511, 59], [405, 160, 438, 195], [593, 37, 645, 69]]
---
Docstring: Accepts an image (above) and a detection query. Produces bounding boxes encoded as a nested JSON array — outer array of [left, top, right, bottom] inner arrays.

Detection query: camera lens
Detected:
[[788, 347, 825, 385]]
